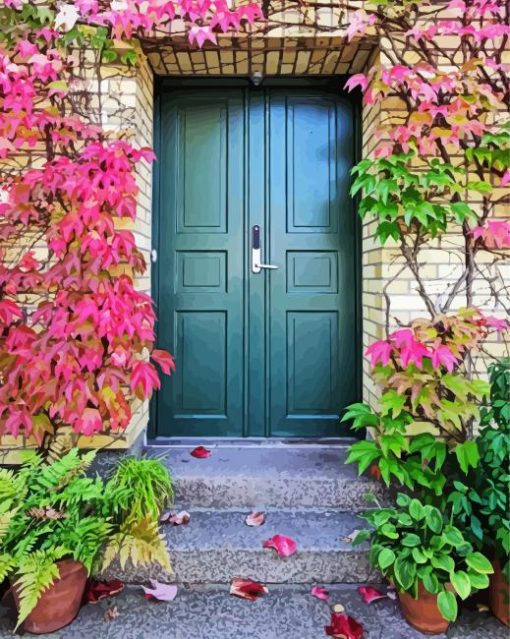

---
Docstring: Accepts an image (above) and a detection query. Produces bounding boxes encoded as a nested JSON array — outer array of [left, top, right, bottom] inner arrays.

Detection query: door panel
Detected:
[[157, 90, 245, 436], [155, 86, 358, 438], [268, 92, 356, 437]]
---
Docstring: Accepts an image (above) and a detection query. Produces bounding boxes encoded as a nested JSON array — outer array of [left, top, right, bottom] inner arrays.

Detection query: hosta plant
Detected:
[[448, 359, 510, 580], [354, 493, 494, 623], [0, 449, 173, 629]]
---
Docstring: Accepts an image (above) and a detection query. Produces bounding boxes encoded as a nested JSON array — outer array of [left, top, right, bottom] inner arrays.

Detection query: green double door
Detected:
[[154, 85, 358, 438]]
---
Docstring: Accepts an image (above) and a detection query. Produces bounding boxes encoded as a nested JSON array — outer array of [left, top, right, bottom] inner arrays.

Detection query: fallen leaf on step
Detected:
[[357, 586, 388, 604], [160, 510, 191, 526], [476, 603, 490, 613], [262, 534, 297, 557], [190, 446, 212, 459], [103, 606, 120, 622], [311, 586, 330, 601], [230, 578, 268, 601], [325, 610, 364, 638], [386, 585, 397, 600], [341, 529, 361, 544], [85, 579, 124, 604], [245, 511, 266, 527], [142, 580, 178, 602]]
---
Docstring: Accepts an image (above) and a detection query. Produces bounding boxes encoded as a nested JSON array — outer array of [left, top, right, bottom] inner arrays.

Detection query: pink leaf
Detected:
[[190, 446, 212, 459], [142, 580, 178, 602], [344, 73, 368, 93], [229, 578, 268, 601], [151, 348, 176, 375], [357, 585, 388, 604], [262, 534, 297, 558], [325, 611, 364, 638], [311, 585, 330, 601], [160, 510, 191, 526], [245, 511, 266, 527]]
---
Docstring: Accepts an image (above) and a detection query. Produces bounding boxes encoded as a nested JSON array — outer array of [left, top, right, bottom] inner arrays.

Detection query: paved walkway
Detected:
[[1, 584, 507, 638]]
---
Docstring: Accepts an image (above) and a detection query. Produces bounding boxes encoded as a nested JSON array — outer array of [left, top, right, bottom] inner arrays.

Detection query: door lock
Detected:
[[252, 225, 279, 274]]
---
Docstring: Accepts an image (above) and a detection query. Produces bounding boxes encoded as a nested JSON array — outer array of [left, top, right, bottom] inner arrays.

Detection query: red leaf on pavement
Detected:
[[190, 446, 212, 459], [357, 585, 388, 604], [230, 578, 268, 601], [245, 511, 266, 527], [142, 580, 178, 602], [311, 585, 330, 601], [160, 510, 191, 526], [325, 611, 364, 638], [262, 534, 297, 557], [85, 579, 124, 604]]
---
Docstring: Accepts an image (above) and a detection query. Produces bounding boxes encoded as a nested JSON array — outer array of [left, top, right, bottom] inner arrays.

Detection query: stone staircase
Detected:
[[124, 442, 385, 585]]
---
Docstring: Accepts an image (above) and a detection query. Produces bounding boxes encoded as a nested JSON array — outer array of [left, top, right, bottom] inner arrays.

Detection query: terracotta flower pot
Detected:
[[489, 560, 510, 626], [12, 558, 87, 634], [398, 582, 452, 635]]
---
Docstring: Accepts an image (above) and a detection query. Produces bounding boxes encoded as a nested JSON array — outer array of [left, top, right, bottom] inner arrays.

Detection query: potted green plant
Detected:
[[354, 493, 494, 635], [448, 358, 510, 626], [0, 449, 173, 634]]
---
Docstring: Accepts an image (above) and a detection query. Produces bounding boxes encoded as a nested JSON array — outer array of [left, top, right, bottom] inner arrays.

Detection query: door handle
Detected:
[[252, 225, 279, 274]]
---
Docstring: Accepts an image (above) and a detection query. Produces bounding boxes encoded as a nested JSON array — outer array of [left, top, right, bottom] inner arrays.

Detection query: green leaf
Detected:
[[422, 571, 440, 594], [442, 526, 464, 546], [378, 548, 396, 571], [431, 554, 455, 573], [401, 533, 421, 547], [467, 571, 490, 590], [394, 556, 416, 591], [409, 499, 425, 521], [455, 441, 480, 475], [450, 570, 471, 600], [465, 552, 494, 575], [425, 507, 443, 534], [438, 590, 458, 622]]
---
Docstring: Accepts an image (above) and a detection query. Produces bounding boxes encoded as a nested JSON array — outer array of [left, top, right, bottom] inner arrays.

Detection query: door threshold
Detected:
[[146, 437, 357, 448]]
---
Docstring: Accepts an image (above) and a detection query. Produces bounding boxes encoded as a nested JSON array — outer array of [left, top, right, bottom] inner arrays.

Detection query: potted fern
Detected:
[[0, 449, 173, 634]]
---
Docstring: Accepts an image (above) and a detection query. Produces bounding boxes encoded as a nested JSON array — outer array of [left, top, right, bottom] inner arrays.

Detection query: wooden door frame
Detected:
[[148, 77, 363, 442]]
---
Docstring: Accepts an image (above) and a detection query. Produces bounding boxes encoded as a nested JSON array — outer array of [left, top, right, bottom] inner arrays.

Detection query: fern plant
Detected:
[[0, 449, 173, 629]]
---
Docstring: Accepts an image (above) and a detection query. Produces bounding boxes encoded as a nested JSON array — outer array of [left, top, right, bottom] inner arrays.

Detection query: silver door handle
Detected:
[[252, 225, 278, 274]]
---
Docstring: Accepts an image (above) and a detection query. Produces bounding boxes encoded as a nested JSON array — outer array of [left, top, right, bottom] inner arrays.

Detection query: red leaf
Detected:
[[357, 586, 388, 604], [141, 580, 178, 602], [190, 446, 212, 459], [229, 578, 268, 601], [245, 511, 266, 527], [311, 585, 330, 601], [160, 510, 191, 526], [85, 579, 124, 604], [262, 534, 297, 557], [325, 611, 364, 638]]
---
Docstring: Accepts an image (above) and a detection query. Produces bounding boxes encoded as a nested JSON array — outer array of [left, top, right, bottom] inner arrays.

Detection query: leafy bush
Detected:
[[0, 450, 173, 628], [448, 359, 510, 580], [354, 493, 494, 623]]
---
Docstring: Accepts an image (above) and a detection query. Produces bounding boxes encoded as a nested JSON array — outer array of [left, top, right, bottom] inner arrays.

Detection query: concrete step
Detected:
[[1, 584, 504, 639], [112, 508, 376, 584], [149, 443, 386, 509]]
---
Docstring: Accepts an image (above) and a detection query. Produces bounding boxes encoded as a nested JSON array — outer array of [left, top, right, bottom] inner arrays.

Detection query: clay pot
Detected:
[[489, 560, 510, 626], [398, 582, 452, 635], [12, 558, 87, 634]]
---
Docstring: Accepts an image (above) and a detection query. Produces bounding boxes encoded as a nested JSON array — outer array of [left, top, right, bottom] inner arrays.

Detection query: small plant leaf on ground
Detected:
[[229, 578, 268, 601], [245, 511, 266, 527], [84, 579, 125, 604], [190, 446, 212, 459], [311, 586, 330, 601], [142, 580, 178, 602], [160, 510, 191, 526], [262, 534, 297, 557]]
